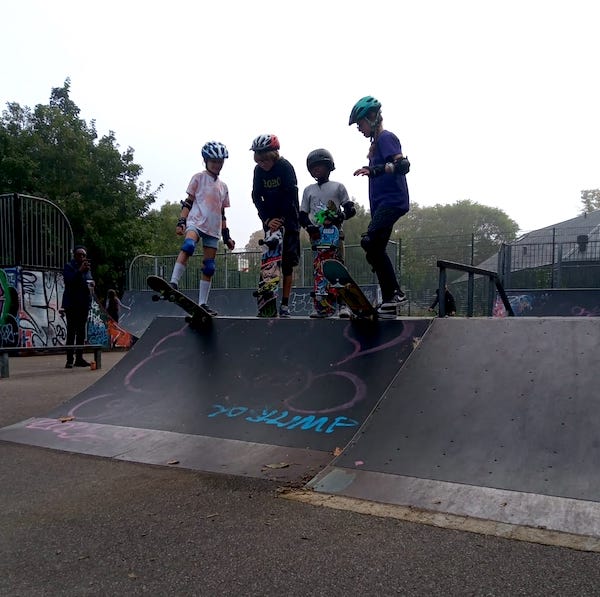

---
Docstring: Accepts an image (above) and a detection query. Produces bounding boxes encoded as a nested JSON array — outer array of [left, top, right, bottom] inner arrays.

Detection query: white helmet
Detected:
[[201, 141, 229, 160], [250, 134, 280, 152]]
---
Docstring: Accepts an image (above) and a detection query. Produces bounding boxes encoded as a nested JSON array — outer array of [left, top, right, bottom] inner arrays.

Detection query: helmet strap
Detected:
[[206, 163, 219, 178]]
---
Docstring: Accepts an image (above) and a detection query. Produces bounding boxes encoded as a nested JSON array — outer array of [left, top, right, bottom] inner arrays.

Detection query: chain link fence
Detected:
[[127, 229, 600, 318]]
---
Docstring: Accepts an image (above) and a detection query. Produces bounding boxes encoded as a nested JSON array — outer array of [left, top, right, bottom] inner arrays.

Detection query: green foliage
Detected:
[[144, 202, 184, 255], [397, 199, 520, 291], [0, 79, 161, 294], [580, 189, 600, 213]]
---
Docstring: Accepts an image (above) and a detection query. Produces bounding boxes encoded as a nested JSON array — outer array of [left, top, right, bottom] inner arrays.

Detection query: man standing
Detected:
[[62, 245, 93, 368]]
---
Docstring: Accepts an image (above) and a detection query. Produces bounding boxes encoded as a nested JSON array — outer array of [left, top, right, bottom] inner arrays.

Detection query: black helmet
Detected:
[[306, 148, 335, 172]]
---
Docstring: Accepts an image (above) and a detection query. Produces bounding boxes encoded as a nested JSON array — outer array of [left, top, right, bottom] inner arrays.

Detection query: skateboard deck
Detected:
[[311, 221, 341, 318], [147, 275, 212, 329], [253, 228, 283, 317], [322, 260, 377, 320]]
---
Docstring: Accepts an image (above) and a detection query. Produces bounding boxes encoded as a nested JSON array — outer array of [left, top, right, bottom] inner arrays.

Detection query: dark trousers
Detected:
[[65, 308, 89, 363], [364, 206, 406, 300]]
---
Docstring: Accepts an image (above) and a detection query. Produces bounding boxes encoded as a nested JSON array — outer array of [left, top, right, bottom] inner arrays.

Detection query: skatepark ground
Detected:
[[3, 328, 600, 596]]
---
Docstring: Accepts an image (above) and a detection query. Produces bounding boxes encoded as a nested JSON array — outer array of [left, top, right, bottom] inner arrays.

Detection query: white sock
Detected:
[[170, 262, 186, 284], [199, 280, 211, 305]]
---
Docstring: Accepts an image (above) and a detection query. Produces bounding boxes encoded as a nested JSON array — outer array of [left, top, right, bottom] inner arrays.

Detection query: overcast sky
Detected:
[[3, 0, 599, 247]]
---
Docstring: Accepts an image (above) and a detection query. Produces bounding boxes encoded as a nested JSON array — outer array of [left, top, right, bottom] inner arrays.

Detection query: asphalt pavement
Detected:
[[2, 352, 600, 596]]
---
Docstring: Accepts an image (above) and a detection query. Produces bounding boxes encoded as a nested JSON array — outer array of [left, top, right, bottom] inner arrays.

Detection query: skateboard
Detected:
[[253, 228, 283, 317], [322, 259, 378, 320], [147, 275, 212, 329], [311, 210, 341, 317]]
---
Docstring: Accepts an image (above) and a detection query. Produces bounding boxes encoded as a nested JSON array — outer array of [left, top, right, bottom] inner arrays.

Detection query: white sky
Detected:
[[3, 0, 599, 247]]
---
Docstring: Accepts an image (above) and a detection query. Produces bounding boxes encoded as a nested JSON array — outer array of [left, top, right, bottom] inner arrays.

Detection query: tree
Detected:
[[144, 202, 184, 255], [580, 189, 600, 213], [396, 199, 519, 292], [0, 79, 161, 294]]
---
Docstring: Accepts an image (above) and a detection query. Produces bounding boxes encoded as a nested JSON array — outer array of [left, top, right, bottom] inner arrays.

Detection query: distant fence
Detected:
[[0, 193, 73, 269], [126, 243, 397, 292]]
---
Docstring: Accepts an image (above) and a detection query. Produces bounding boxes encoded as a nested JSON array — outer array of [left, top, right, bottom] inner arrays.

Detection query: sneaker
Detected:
[[309, 309, 327, 318], [65, 362, 73, 369], [379, 291, 408, 311], [279, 305, 291, 318], [74, 358, 90, 367], [338, 305, 352, 319], [201, 304, 218, 316], [170, 282, 179, 290]]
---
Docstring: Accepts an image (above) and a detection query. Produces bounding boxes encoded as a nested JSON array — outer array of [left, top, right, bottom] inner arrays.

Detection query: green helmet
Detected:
[[348, 96, 381, 125]]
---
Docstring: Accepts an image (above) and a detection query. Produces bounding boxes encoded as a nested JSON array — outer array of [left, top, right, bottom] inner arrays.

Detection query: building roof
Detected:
[[474, 210, 600, 274]]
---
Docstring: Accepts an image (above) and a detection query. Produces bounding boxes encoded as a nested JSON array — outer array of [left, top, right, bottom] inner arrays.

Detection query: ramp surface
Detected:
[[0, 316, 429, 481], [309, 317, 600, 541]]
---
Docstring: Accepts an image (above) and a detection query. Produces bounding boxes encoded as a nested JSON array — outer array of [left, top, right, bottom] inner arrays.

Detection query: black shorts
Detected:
[[282, 229, 300, 275]]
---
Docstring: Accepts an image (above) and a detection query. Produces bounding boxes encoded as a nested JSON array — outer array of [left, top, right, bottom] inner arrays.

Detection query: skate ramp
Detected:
[[308, 317, 600, 544], [0, 316, 429, 481], [119, 286, 380, 337]]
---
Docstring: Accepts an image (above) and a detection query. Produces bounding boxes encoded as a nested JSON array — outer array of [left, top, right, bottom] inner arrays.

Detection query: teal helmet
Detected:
[[348, 96, 381, 125]]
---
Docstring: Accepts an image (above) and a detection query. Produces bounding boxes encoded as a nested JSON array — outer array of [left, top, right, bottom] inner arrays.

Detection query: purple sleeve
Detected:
[[378, 131, 402, 162]]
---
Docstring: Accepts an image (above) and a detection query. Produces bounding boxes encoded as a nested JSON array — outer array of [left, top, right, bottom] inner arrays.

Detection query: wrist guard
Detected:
[[342, 201, 357, 219], [368, 164, 385, 177], [177, 217, 186, 229], [368, 156, 410, 177], [222, 227, 231, 243]]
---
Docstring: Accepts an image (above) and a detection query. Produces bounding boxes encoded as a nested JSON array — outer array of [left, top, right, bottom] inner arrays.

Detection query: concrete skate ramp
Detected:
[[0, 316, 430, 482], [120, 286, 380, 337], [308, 317, 600, 543]]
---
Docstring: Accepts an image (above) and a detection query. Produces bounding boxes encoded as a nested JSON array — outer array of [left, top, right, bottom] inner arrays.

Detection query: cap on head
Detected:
[[250, 134, 280, 152], [306, 148, 335, 172], [201, 141, 229, 160], [348, 96, 382, 125]]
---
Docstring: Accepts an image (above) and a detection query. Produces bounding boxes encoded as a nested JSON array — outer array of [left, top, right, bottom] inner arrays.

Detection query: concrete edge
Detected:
[[288, 466, 600, 553]]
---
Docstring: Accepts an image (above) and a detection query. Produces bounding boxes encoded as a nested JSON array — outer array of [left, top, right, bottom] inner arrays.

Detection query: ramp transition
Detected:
[[307, 317, 600, 547], [0, 316, 429, 481]]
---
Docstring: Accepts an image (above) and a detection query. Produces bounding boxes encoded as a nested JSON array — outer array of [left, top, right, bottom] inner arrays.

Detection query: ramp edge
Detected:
[[289, 466, 600, 553], [0, 418, 331, 482]]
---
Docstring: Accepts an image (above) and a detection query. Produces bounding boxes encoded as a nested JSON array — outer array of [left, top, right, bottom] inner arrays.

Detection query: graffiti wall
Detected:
[[0, 267, 136, 349], [494, 288, 600, 317]]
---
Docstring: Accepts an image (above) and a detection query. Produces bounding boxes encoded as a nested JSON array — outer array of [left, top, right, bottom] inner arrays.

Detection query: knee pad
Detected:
[[360, 233, 373, 252], [181, 238, 196, 256], [201, 258, 216, 277]]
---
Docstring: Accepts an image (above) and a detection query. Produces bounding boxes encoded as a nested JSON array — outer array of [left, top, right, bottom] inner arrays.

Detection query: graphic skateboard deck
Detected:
[[253, 228, 283, 317], [147, 275, 212, 329], [322, 260, 377, 320], [311, 219, 341, 318]]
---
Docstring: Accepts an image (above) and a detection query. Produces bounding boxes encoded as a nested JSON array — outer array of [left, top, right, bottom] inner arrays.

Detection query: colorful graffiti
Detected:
[[0, 267, 136, 349]]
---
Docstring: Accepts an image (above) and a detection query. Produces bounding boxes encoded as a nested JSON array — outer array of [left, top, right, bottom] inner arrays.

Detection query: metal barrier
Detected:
[[0, 193, 73, 269], [437, 260, 514, 317], [127, 242, 399, 292]]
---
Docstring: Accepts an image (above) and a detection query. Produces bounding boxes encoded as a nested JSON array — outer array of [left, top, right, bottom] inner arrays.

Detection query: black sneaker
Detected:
[[378, 291, 408, 312], [201, 304, 218, 316], [74, 359, 91, 367], [170, 282, 179, 290], [65, 362, 73, 369]]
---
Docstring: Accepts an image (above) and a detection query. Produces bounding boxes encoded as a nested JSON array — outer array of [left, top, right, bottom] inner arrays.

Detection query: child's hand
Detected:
[[353, 167, 370, 177], [268, 218, 283, 232], [226, 238, 236, 250]]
